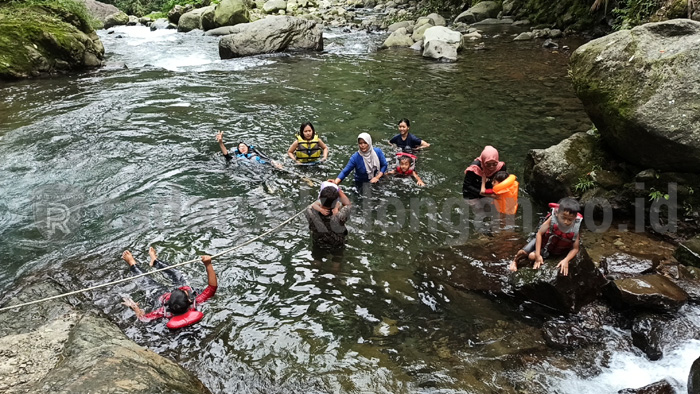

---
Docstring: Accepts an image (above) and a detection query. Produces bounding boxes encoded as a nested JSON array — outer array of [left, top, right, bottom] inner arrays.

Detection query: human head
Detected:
[[479, 146, 503, 177], [399, 156, 412, 172], [397, 118, 410, 134], [357, 133, 372, 153], [319, 183, 340, 210], [492, 171, 509, 184], [556, 197, 581, 228], [167, 289, 192, 316], [299, 122, 315, 140], [237, 143, 249, 154]]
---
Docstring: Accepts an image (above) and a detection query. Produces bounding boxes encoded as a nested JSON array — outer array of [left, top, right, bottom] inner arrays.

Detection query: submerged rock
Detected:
[[219, 16, 322, 58], [631, 312, 700, 360], [570, 19, 700, 173], [605, 274, 688, 312], [617, 378, 678, 393], [542, 301, 628, 349]]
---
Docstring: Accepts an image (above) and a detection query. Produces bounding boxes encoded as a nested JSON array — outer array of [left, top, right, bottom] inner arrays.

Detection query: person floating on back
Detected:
[[287, 122, 329, 164], [120, 247, 217, 329], [510, 197, 582, 276], [480, 170, 518, 214], [305, 181, 352, 250], [216, 131, 283, 169], [389, 118, 430, 153], [387, 152, 425, 186]]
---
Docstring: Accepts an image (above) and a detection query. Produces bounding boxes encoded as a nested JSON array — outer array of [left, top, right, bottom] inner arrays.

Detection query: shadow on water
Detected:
[[3, 25, 693, 393]]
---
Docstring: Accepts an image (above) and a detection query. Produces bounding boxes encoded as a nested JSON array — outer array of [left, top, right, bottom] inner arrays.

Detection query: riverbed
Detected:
[[0, 24, 697, 393]]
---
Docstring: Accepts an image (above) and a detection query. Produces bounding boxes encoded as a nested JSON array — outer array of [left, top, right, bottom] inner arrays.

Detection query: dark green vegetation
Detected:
[[101, 0, 213, 17]]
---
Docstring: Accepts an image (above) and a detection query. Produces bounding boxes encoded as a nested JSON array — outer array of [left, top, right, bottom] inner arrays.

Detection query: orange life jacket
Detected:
[[492, 174, 519, 214]]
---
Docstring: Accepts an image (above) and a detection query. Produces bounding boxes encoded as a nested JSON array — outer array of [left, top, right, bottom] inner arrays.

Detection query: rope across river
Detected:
[[0, 205, 311, 313]]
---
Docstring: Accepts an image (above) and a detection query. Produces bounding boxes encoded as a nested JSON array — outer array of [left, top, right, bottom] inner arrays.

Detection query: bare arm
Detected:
[[287, 140, 300, 162], [318, 139, 329, 161], [416, 140, 430, 150], [557, 234, 580, 276], [201, 255, 217, 287], [216, 131, 229, 156], [338, 188, 351, 207], [533, 217, 551, 269], [412, 171, 425, 186]]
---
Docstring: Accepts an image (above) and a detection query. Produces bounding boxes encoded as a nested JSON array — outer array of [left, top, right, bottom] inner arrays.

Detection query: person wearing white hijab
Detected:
[[334, 133, 388, 185]]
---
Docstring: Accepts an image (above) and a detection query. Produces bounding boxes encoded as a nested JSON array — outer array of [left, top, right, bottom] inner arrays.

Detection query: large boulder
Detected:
[[0, 4, 104, 80], [381, 27, 414, 48], [570, 19, 700, 173], [219, 16, 322, 58], [263, 0, 288, 13], [509, 248, 607, 314], [631, 313, 700, 360], [675, 235, 700, 268], [605, 274, 689, 312], [103, 11, 129, 28], [618, 378, 678, 394], [422, 40, 458, 62], [423, 26, 462, 50], [178, 6, 216, 32], [454, 1, 500, 24], [600, 253, 657, 280], [542, 301, 628, 349], [77, 0, 119, 24], [0, 279, 211, 394], [213, 0, 251, 28]]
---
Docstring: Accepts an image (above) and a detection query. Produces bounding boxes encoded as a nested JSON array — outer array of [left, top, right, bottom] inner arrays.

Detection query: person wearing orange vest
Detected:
[[480, 171, 518, 214], [510, 198, 582, 276]]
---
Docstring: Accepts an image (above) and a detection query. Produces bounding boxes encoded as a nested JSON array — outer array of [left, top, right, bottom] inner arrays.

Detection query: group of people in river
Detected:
[[120, 118, 583, 329]]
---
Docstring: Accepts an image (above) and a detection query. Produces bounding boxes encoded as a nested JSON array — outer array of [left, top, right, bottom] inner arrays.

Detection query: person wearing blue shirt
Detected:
[[333, 133, 388, 185], [388, 118, 430, 152]]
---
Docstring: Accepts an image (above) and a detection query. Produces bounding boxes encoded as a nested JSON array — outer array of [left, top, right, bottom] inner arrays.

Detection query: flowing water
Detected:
[[1, 25, 697, 393]]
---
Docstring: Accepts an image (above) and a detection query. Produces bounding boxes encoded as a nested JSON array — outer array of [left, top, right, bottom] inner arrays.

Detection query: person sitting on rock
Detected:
[[216, 131, 283, 169], [510, 197, 582, 276], [120, 247, 217, 329], [287, 122, 329, 164], [305, 181, 352, 250]]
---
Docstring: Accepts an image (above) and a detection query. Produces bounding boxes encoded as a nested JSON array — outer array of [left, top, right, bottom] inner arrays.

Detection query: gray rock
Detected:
[[513, 32, 533, 41], [149, 18, 170, 30], [454, 1, 501, 24], [426, 12, 446, 26], [219, 16, 322, 58], [675, 235, 700, 268], [618, 378, 679, 393], [513, 19, 530, 26], [127, 15, 138, 25], [382, 27, 414, 48], [414, 16, 435, 29], [632, 314, 700, 361], [387, 20, 411, 32], [502, 0, 515, 15], [263, 0, 288, 13], [570, 19, 700, 172], [549, 28, 563, 38], [411, 23, 431, 41], [605, 274, 689, 312], [214, 0, 251, 27], [689, 356, 700, 394], [422, 40, 457, 61], [104, 11, 129, 28], [201, 5, 217, 30], [409, 39, 422, 51], [471, 17, 513, 26], [178, 6, 215, 32], [423, 26, 462, 50], [542, 302, 628, 349], [76, 0, 120, 23], [168, 4, 186, 24], [542, 38, 558, 49], [463, 31, 482, 40], [600, 253, 656, 280]]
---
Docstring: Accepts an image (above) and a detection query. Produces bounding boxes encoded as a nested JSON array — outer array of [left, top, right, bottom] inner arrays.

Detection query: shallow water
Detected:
[[0, 25, 696, 393]]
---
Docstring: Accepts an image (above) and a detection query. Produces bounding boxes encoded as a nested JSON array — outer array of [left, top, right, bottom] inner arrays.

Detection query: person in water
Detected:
[[333, 133, 387, 185], [120, 247, 217, 327], [480, 170, 518, 214], [216, 131, 283, 169], [305, 181, 352, 249], [389, 118, 430, 152], [387, 153, 425, 186], [463, 145, 506, 200], [287, 122, 329, 164], [510, 197, 582, 276]]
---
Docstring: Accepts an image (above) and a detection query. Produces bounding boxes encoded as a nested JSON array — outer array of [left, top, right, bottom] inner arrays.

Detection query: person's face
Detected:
[[358, 139, 369, 153], [302, 126, 314, 140], [238, 144, 249, 154], [484, 160, 499, 170], [398, 122, 409, 135], [556, 210, 577, 228], [492, 179, 500, 186], [399, 160, 411, 172]]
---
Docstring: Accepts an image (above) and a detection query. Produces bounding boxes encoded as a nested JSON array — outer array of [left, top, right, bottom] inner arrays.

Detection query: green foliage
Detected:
[[5, 0, 99, 30], [648, 187, 669, 202], [611, 0, 661, 30], [574, 175, 596, 193]]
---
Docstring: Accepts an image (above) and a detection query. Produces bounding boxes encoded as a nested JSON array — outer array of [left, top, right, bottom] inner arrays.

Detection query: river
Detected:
[[0, 24, 697, 393]]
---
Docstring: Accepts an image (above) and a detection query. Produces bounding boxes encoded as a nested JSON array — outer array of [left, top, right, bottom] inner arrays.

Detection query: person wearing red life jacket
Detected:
[[120, 247, 217, 329], [387, 153, 425, 186], [510, 197, 582, 276]]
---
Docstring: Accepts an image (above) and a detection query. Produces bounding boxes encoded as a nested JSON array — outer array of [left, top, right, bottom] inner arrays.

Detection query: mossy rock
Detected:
[[675, 235, 700, 268], [0, 3, 103, 80]]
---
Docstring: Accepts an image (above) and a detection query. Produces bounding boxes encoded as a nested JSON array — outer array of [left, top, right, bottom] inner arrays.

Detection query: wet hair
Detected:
[[319, 186, 339, 209], [237, 142, 249, 152], [397, 118, 410, 127], [299, 122, 315, 139], [399, 156, 412, 165], [493, 171, 509, 183], [557, 197, 581, 215], [166, 289, 192, 315]]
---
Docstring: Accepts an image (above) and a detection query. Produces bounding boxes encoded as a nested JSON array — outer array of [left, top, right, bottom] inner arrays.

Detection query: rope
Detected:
[[0, 205, 310, 313]]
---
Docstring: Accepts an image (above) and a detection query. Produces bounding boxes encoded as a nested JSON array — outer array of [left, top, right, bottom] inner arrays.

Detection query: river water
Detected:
[[1, 24, 698, 393]]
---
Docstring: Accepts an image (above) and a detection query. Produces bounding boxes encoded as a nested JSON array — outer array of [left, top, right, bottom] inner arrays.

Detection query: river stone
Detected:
[[605, 274, 689, 312], [77, 0, 120, 24], [422, 40, 458, 62], [214, 0, 251, 27], [618, 378, 678, 394], [219, 16, 322, 58], [514, 32, 534, 40], [382, 27, 414, 48], [426, 12, 446, 26], [471, 18, 513, 26], [178, 6, 215, 32], [414, 16, 435, 29], [388, 20, 412, 32], [600, 253, 656, 280], [263, 0, 288, 13], [423, 26, 462, 50], [631, 313, 700, 361], [509, 248, 607, 314], [674, 235, 700, 268], [411, 23, 431, 41], [453, 1, 501, 24], [570, 19, 700, 172], [168, 4, 185, 24], [689, 356, 700, 394], [104, 11, 129, 28], [201, 5, 218, 30], [542, 301, 628, 349], [0, 280, 211, 394]]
